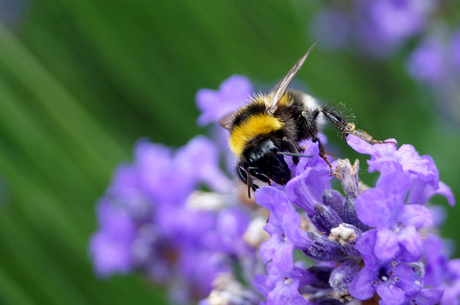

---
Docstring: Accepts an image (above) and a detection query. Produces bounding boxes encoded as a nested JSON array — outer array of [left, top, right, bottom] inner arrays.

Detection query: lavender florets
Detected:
[[90, 75, 458, 305]]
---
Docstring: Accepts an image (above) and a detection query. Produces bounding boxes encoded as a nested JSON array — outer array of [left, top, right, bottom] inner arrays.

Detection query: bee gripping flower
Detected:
[[90, 77, 457, 305]]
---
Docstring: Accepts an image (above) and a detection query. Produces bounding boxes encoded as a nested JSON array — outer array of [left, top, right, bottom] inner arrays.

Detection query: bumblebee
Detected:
[[221, 44, 384, 197]]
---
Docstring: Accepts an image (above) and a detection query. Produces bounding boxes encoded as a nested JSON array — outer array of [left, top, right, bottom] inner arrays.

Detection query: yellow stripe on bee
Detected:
[[229, 113, 284, 157]]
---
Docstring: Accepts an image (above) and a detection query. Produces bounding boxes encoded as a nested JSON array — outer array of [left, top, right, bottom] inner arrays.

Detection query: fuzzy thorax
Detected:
[[229, 113, 284, 157]]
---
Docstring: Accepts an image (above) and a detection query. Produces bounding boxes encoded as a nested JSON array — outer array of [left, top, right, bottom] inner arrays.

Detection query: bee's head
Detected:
[[243, 137, 292, 186]]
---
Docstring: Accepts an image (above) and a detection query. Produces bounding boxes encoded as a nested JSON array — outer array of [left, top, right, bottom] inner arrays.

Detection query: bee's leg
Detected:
[[320, 107, 393, 145], [250, 170, 271, 186], [237, 165, 257, 199], [302, 110, 335, 176]]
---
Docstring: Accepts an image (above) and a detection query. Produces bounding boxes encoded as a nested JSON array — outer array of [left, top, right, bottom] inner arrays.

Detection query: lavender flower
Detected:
[[252, 135, 454, 305], [355, 0, 434, 55], [90, 135, 261, 304], [406, 37, 448, 84], [91, 75, 457, 305], [195, 75, 253, 126]]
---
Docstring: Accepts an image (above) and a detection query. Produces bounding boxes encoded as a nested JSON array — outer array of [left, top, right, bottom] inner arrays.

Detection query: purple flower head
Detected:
[[91, 74, 458, 305], [195, 75, 254, 126], [356, 171, 432, 262], [90, 198, 136, 277], [254, 262, 314, 305], [402, 288, 444, 305], [354, 0, 434, 55], [135, 135, 233, 205], [255, 186, 312, 272], [422, 235, 460, 305], [286, 140, 333, 215], [204, 206, 251, 256], [350, 230, 423, 304], [406, 37, 448, 84], [347, 134, 455, 206], [440, 259, 460, 305], [90, 135, 259, 303]]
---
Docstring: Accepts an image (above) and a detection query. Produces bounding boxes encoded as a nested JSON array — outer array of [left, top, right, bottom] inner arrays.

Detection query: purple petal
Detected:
[[375, 229, 399, 261], [376, 171, 412, 199], [255, 186, 288, 212], [260, 232, 284, 263], [277, 202, 312, 248], [402, 204, 432, 228], [348, 267, 377, 300], [253, 274, 270, 297], [436, 181, 455, 206], [175, 135, 233, 193], [355, 230, 380, 268], [398, 226, 424, 262], [406, 37, 448, 84], [285, 175, 316, 215], [196, 75, 253, 126], [405, 288, 444, 305], [376, 283, 405, 305], [89, 231, 133, 277], [397, 145, 432, 177], [355, 189, 394, 229], [424, 235, 449, 287], [347, 134, 381, 155], [272, 240, 294, 273], [393, 263, 421, 296]]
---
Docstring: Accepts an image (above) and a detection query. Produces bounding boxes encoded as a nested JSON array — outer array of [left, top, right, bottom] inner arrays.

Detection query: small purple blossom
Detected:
[[90, 135, 258, 303], [406, 38, 449, 84], [311, 0, 435, 56], [195, 75, 253, 126], [349, 230, 425, 305], [355, 171, 432, 262], [90, 198, 136, 276], [356, 0, 433, 54], [347, 135, 455, 206], [254, 262, 314, 305], [254, 135, 454, 304]]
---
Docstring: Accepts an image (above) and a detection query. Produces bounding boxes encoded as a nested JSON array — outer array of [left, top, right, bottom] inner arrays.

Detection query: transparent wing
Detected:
[[266, 43, 316, 115], [219, 111, 235, 130]]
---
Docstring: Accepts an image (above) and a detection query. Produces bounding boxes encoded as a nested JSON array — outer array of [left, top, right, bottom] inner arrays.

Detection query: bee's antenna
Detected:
[[267, 43, 316, 115], [277, 152, 313, 158]]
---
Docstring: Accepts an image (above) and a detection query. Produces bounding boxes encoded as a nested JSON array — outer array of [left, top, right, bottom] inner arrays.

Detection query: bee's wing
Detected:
[[266, 43, 316, 115], [219, 111, 235, 130]]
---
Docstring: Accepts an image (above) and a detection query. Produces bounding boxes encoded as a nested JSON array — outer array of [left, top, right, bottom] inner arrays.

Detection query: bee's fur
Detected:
[[229, 89, 328, 192], [224, 45, 387, 197]]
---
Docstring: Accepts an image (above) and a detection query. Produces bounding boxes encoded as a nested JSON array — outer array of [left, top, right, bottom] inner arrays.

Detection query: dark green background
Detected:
[[0, 0, 458, 304]]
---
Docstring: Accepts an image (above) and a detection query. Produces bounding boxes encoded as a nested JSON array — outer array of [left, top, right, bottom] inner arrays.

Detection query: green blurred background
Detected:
[[0, 0, 458, 304]]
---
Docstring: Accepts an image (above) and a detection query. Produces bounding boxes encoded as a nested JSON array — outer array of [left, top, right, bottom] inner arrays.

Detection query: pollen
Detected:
[[229, 113, 284, 157]]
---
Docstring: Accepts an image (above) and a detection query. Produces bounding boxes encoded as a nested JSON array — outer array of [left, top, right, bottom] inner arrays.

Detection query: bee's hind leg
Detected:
[[320, 107, 395, 146]]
